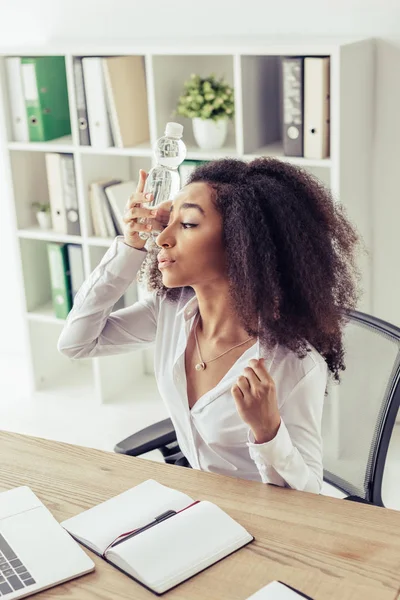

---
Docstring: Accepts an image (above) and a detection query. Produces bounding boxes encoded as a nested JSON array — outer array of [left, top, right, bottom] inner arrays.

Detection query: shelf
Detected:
[[0, 36, 369, 59], [8, 135, 74, 153], [17, 227, 83, 244], [185, 145, 239, 161], [79, 142, 153, 157], [182, 142, 332, 166], [32, 361, 96, 400], [87, 236, 114, 247], [8, 137, 154, 158], [26, 301, 65, 324], [0, 39, 374, 403], [243, 143, 332, 168], [8, 138, 329, 166]]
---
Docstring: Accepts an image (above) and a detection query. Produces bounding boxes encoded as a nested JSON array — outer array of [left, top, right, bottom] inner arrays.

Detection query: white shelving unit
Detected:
[[0, 37, 374, 406]]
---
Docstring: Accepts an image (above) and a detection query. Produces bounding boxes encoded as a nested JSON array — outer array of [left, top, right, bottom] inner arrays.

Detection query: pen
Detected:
[[109, 510, 177, 549]]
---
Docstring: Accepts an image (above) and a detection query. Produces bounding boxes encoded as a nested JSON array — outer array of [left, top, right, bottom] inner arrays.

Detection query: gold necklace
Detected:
[[193, 313, 254, 371]]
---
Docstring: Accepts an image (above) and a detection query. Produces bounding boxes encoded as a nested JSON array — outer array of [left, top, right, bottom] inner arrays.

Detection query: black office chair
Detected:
[[114, 310, 400, 506]]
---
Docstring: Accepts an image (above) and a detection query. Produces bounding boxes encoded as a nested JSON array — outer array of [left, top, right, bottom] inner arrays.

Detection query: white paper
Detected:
[[108, 500, 252, 594], [247, 580, 307, 599], [61, 479, 193, 554]]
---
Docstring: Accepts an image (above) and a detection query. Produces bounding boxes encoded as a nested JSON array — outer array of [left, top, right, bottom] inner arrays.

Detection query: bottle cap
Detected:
[[165, 122, 184, 138]]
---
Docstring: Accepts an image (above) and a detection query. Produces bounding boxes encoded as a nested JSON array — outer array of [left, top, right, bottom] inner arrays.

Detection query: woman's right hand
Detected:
[[123, 170, 158, 249]]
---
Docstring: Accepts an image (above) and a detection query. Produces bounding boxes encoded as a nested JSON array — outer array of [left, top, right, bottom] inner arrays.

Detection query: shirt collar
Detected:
[[177, 294, 199, 322]]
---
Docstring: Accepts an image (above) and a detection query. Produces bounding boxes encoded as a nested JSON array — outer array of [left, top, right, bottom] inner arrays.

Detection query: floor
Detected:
[[1, 354, 399, 510]]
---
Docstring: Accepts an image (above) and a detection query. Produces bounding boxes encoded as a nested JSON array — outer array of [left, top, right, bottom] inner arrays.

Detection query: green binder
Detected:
[[21, 56, 71, 142], [47, 242, 73, 319]]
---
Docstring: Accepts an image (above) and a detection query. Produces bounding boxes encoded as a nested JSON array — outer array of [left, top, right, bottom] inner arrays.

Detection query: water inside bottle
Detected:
[[139, 124, 187, 241]]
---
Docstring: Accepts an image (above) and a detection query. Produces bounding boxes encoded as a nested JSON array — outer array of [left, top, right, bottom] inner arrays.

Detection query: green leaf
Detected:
[[176, 72, 235, 120]]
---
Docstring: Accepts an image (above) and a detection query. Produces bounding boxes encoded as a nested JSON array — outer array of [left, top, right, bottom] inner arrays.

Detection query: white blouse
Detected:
[[58, 237, 328, 493]]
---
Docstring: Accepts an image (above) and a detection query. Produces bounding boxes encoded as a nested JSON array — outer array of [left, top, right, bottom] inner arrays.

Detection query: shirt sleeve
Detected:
[[247, 358, 327, 493], [57, 236, 159, 359]]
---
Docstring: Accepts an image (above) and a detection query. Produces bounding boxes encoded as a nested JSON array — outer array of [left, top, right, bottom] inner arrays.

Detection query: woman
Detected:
[[58, 157, 361, 494]]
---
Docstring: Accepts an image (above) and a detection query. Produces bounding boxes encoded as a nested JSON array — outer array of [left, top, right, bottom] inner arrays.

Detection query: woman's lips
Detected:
[[158, 260, 176, 269]]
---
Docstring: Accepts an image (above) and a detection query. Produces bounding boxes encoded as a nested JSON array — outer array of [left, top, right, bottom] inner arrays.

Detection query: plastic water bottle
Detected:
[[139, 122, 187, 240]]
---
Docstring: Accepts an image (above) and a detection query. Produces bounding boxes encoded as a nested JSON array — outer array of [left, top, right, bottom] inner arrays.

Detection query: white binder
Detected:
[[60, 155, 80, 235], [45, 153, 80, 235], [45, 153, 67, 234], [82, 57, 113, 148], [73, 57, 90, 145], [304, 57, 330, 159], [67, 244, 85, 300], [5, 57, 29, 142]]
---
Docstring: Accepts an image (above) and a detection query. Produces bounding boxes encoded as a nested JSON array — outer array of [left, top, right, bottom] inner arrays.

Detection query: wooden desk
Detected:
[[1, 431, 399, 600]]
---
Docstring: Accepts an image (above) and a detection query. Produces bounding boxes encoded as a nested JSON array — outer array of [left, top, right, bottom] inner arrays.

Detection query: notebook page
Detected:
[[61, 479, 194, 554], [246, 581, 311, 599], [107, 500, 253, 594]]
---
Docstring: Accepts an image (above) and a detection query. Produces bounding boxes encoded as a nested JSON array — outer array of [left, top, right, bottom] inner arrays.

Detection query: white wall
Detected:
[[1, 0, 400, 362], [0, 116, 26, 358], [371, 40, 400, 327], [1, 0, 400, 42]]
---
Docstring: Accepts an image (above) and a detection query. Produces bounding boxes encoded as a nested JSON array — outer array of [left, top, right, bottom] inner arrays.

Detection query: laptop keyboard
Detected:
[[0, 533, 36, 596]]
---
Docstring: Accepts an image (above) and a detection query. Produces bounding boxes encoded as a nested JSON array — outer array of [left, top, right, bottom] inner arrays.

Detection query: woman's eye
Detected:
[[181, 223, 197, 229], [161, 222, 198, 230]]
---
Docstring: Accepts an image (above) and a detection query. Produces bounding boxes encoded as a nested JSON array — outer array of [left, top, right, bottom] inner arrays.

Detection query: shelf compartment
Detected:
[[240, 54, 332, 162], [19, 237, 75, 322], [28, 319, 94, 392], [26, 300, 66, 324], [10, 151, 50, 230], [79, 153, 152, 238], [151, 54, 237, 152]]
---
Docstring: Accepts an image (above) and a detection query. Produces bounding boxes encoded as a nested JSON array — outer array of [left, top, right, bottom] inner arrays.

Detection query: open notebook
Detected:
[[61, 479, 253, 595], [247, 581, 313, 599]]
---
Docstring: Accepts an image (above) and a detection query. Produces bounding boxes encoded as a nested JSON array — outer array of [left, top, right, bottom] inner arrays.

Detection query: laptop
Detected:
[[0, 486, 95, 598]]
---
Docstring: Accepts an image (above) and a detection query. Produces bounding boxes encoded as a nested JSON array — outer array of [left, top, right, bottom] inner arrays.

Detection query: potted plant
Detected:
[[32, 202, 52, 230], [176, 73, 234, 150]]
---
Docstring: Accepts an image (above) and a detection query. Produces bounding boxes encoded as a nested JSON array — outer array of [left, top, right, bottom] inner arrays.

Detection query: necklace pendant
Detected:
[[195, 362, 206, 371]]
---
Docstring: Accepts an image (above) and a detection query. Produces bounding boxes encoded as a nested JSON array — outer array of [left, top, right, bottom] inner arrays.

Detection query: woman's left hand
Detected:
[[231, 358, 281, 444]]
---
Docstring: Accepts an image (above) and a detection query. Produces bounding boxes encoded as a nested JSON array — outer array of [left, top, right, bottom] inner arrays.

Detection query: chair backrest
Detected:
[[322, 310, 400, 505]]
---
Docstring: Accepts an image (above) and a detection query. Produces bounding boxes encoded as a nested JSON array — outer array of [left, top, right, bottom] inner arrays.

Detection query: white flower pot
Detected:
[[36, 211, 52, 230], [192, 117, 228, 150]]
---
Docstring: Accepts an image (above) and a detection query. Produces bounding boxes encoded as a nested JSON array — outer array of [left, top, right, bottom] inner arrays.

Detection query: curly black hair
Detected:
[[137, 157, 362, 381]]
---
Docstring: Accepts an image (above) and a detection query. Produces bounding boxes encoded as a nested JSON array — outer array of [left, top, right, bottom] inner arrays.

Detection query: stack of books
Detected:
[[89, 179, 136, 238]]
